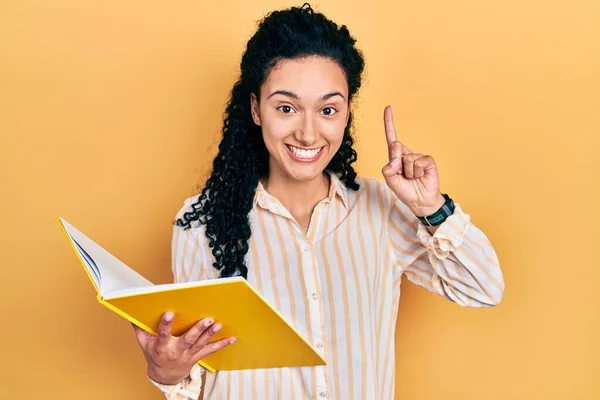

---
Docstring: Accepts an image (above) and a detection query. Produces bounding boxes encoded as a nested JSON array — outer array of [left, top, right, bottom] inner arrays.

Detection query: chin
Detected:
[[285, 166, 327, 182]]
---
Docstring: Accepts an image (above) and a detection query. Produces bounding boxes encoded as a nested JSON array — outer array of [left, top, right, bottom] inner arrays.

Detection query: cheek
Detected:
[[322, 120, 346, 149], [260, 119, 290, 152]]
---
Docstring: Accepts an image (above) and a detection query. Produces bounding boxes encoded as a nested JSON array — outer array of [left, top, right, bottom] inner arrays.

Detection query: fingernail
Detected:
[[229, 338, 236, 344], [391, 157, 400, 167], [204, 318, 214, 327], [212, 324, 222, 333], [164, 312, 173, 321]]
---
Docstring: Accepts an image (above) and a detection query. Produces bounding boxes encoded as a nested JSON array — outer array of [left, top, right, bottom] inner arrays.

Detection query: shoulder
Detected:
[[353, 175, 414, 218], [354, 175, 396, 205], [171, 194, 209, 244], [355, 175, 387, 191], [173, 194, 202, 221]]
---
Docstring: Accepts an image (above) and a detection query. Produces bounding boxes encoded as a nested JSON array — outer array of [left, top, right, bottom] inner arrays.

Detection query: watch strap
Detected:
[[417, 193, 455, 227]]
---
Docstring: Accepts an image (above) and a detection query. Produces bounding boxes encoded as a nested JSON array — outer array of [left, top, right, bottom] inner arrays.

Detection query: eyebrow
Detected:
[[266, 90, 346, 101]]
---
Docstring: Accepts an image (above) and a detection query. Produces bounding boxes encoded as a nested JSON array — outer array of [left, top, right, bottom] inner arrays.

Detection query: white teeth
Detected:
[[290, 146, 322, 159]]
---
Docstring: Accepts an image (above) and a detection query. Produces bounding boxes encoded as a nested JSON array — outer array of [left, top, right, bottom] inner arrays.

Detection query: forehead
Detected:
[[262, 56, 348, 99]]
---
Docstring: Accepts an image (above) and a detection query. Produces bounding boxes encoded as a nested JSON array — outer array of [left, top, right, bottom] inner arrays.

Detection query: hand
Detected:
[[381, 105, 445, 216], [133, 312, 236, 385]]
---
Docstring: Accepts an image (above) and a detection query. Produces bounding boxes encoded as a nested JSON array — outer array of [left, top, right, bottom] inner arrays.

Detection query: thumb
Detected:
[[382, 156, 402, 178]]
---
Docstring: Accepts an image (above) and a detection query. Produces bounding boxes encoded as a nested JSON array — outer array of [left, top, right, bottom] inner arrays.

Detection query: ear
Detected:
[[250, 93, 261, 126], [345, 108, 350, 128]]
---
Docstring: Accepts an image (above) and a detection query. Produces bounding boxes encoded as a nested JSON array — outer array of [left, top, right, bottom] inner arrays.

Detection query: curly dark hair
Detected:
[[175, 3, 365, 278]]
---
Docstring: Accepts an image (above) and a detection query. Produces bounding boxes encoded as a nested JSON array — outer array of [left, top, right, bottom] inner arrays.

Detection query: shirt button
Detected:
[[301, 245, 309, 252], [311, 293, 319, 300], [316, 343, 323, 348], [319, 392, 326, 398]]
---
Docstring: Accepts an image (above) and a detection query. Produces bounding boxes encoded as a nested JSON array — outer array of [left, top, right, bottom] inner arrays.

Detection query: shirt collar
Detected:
[[327, 171, 349, 208], [254, 171, 349, 210]]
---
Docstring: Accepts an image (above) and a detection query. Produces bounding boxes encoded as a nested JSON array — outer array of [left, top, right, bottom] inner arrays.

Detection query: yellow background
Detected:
[[1, 0, 598, 398]]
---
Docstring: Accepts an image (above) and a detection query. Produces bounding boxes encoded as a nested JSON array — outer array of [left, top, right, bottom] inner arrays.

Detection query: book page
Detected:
[[60, 218, 153, 295], [71, 234, 102, 288]]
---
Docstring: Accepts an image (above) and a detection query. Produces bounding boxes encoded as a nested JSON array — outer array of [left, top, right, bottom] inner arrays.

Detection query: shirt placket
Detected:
[[300, 201, 329, 399]]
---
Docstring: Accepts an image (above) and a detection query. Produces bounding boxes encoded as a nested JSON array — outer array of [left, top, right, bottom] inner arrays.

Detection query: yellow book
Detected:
[[57, 217, 326, 373]]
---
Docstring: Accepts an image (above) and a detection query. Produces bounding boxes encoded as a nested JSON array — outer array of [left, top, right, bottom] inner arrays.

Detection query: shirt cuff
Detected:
[[148, 363, 205, 399], [416, 203, 470, 259]]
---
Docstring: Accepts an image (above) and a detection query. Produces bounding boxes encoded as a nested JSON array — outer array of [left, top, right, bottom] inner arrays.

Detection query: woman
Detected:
[[133, 3, 504, 399]]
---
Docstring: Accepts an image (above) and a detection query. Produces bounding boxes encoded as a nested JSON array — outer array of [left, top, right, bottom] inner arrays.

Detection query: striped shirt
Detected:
[[150, 172, 504, 399]]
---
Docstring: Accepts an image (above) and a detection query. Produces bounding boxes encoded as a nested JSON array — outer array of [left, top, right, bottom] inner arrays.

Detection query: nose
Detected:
[[294, 113, 319, 146]]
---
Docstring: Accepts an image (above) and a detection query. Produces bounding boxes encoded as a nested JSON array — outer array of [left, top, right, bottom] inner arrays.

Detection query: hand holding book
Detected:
[[133, 311, 236, 385]]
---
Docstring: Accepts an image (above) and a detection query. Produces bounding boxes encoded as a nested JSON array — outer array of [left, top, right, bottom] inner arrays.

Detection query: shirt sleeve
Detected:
[[147, 199, 211, 399], [389, 196, 505, 307], [148, 363, 205, 400]]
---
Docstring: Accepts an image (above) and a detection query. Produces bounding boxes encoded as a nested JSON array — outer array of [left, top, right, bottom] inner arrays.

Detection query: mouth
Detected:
[[286, 144, 325, 162]]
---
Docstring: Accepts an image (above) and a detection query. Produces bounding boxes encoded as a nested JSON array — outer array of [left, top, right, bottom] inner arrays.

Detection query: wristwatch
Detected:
[[417, 193, 455, 227]]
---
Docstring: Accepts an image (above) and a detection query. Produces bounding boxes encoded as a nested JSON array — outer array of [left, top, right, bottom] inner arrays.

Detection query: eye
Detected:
[[321, 107, 337, 116], [277, 105, 296, 114]]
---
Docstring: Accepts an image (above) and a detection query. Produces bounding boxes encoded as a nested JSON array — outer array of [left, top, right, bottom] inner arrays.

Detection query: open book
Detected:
[[57, 217, 326, 372]]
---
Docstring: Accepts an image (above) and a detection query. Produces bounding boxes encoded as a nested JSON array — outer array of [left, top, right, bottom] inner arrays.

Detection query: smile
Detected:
[[286, 145, 324, 162]]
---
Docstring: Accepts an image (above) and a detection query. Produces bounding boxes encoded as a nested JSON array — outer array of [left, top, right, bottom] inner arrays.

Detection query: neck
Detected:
[[263, 169, 330, 216]]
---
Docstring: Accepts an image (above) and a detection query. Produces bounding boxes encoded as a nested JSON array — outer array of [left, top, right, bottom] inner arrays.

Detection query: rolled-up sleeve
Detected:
[[389, 198, 505, 307], [148, 363, 205, 400]]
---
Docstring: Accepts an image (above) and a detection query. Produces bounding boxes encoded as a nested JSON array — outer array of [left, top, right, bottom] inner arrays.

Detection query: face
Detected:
[[250, 56, 350, 184]]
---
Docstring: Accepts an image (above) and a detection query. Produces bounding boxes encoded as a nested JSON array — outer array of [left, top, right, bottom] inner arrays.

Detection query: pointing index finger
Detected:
[[383, 105, 398, 147], [384, 106, 412, 157]]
